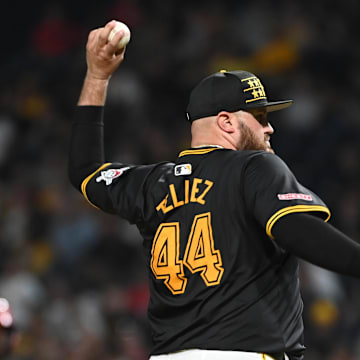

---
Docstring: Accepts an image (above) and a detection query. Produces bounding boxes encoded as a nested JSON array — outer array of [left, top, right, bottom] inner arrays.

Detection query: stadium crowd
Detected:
[[1, 0, 360, 359]]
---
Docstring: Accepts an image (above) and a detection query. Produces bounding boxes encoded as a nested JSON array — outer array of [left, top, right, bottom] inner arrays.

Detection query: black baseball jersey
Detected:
[[80, 146, 330, 357]]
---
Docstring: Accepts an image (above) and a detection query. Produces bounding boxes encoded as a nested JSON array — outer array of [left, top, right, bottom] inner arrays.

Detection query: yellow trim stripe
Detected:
[[178, 148, 221, 157], [245, 96, 267, 103], [243, 87, 263, 92], [266, 205, 331, 239], [241, 76, 257, 82], [80, 163, 112, 209], [261, 355, 275, 360]]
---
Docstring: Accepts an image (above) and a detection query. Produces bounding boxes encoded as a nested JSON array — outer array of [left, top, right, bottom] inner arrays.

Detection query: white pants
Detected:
[[150, 349, 289, 360]]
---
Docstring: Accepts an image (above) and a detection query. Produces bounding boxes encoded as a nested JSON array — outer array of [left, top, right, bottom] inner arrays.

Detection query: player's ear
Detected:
[[216, 111, 236, 133]]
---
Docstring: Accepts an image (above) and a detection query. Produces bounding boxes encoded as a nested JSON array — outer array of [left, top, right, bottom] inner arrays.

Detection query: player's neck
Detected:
[[191, 126, 237, 150], [191, 138, 237, 150]]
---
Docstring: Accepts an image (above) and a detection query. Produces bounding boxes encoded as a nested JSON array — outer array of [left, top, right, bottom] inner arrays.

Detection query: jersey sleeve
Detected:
[[243, 152, 331, 239], [79, 162, 158, 224]]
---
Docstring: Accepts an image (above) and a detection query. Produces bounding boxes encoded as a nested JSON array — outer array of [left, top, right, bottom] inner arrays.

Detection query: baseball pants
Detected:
[[150, 349, 290, 360]]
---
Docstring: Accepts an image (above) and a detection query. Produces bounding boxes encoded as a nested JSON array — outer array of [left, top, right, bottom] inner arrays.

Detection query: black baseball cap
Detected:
[[186, 70, 293, 122]]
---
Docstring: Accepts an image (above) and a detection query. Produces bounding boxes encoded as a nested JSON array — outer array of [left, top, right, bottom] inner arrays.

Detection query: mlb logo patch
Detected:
[[96, 167, 131, 185], [174, 164, 192, 176]]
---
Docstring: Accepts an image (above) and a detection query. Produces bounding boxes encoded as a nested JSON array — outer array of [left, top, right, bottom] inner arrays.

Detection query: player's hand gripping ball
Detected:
[[108, 21, 131, 49]]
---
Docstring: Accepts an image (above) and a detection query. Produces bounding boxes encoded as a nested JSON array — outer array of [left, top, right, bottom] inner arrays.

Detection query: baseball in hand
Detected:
[[108, 21, 131, 49]]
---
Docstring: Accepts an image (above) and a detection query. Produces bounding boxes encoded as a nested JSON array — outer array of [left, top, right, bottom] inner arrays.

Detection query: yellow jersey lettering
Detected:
[[156, 178, 214, 213], [169, 184, 184, 208], [151, 212, 223, 294], [184, 179, 190, 204], [196, 180, 213, 205], [156, 194, 174, 214], [190, 178, 203, 202]]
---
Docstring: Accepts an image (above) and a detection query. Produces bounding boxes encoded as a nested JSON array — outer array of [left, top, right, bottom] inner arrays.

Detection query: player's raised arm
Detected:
[[68, 20, 128, 192], [69, 21, 159, 221], [78, 20, 127, 106]]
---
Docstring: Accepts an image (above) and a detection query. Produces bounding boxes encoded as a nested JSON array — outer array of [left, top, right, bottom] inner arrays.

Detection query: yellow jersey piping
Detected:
[[80, 162, 112, 209], [178, 148, 221, 157], [266, 205, 331, 239], [260, 354, 275, 360]]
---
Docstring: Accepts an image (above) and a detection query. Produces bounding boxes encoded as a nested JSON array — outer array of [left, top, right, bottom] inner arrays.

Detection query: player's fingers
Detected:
[[88, 28, 100, 41], [86, 28, 100, 49], [105, 30, 125, 57], [97, 20, 116, 49]]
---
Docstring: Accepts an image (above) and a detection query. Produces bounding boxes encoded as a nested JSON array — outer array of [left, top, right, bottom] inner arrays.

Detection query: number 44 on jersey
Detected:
[[151, 212, 224, 295]]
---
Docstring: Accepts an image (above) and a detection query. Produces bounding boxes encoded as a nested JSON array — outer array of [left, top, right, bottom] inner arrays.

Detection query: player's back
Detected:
[[141, 147, 304, 356]]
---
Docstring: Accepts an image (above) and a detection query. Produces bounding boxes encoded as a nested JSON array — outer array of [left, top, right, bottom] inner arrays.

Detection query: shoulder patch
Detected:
[[174, 164, 192, 176], [96, 167, 131, 185], [277, 193, 313, 201]]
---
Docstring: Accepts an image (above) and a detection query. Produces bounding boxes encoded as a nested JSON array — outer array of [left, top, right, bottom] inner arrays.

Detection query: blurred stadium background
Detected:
[[0, 0, 360, 359]]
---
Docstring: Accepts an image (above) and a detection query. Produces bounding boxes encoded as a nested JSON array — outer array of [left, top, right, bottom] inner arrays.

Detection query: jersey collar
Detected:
[[178, 145, 224, 157]]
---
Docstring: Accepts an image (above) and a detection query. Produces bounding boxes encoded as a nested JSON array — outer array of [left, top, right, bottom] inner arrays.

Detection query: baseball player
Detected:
[[68, 21, 360, 360]]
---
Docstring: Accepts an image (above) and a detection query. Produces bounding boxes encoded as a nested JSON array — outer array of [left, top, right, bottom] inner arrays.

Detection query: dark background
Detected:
[[0, 0, 360, 359]]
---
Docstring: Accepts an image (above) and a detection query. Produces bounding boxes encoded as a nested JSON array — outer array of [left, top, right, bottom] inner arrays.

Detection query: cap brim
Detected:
[[248, 100, 293, 112]]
